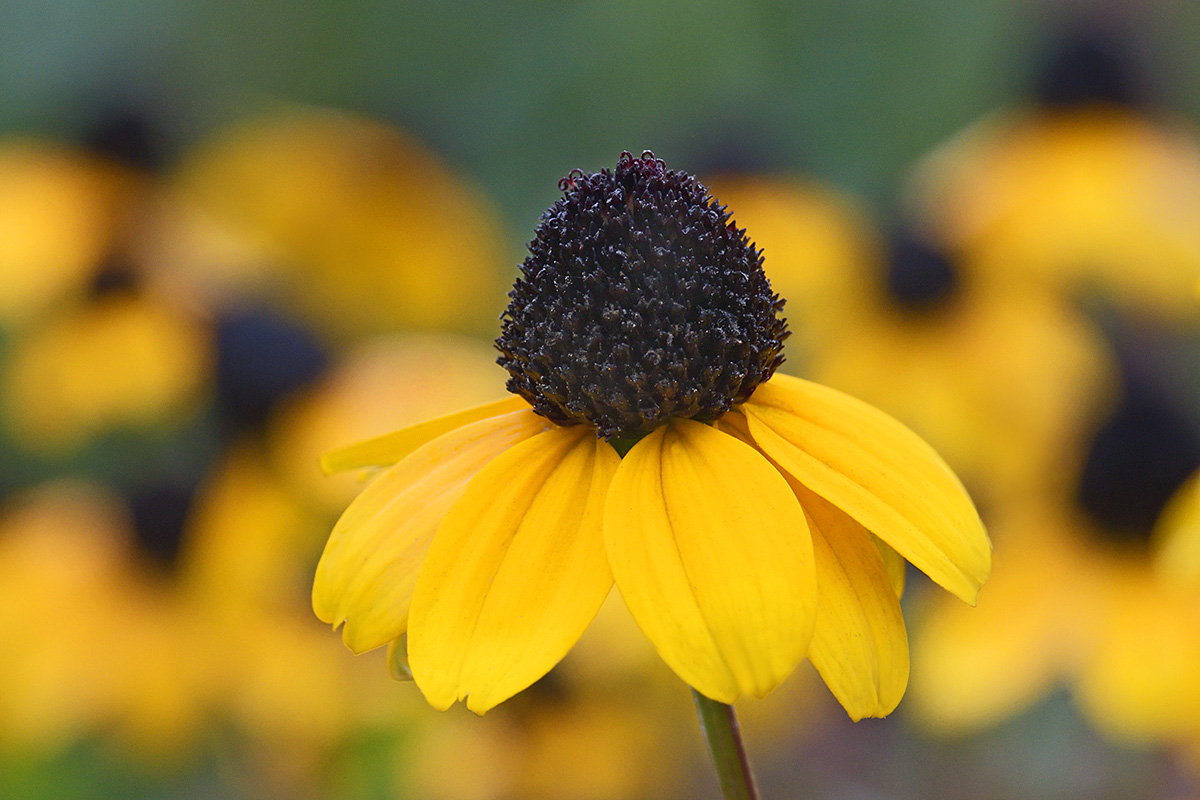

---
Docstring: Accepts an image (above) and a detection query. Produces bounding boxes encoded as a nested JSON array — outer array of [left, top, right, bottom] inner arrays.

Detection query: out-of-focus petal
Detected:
[[908, 506, 1094, 732], [1076, 577, 1200, 743], [1153, 471, 1200, 587]]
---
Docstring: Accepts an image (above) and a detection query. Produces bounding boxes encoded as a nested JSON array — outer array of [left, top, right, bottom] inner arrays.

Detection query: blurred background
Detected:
[[2, 1, 1200, 798]]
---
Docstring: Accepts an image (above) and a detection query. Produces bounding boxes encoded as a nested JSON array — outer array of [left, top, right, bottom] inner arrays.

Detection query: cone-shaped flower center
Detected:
[[496, 151, 788, 440]]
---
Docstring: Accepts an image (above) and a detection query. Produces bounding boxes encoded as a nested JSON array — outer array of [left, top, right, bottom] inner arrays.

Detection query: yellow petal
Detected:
[[874, 536, 907, 598], [1076, 584, 1200, 742], [604, 420, 816, 703], [319, 396, 527, 474], [312, 409, 548, 653], [742, 374, 990, 604], [408, 427, 619, 713], [795, 483, 909, 720], [907, 509, 1083, 732], [1153, 471, 1200, 587]]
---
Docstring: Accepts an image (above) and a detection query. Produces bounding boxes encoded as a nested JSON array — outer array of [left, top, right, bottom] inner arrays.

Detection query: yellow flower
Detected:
[[3, 292, 210, 452], [0, 449, 395, 763], [0, 140, 141, 328], [806, 228, 1118, 507], [910, 381, 1200, 747], [170, 108, 509, 338], [314, 152, 990, 719], [907, 107, 1200, 323]]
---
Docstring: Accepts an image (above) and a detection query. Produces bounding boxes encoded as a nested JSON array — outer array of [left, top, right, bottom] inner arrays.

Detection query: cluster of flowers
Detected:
[[0, 109, 518, 795]]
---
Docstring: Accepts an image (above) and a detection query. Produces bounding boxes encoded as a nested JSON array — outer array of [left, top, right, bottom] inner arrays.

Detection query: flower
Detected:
[[3, 290, 209, 451], [0, 139, 142, 329], [905, 32, 1200, 325], [805, 227, 1117, 507], [169, 108, 509, 338], [314, 152, 991, 718], [909, 366, 1200, 747]]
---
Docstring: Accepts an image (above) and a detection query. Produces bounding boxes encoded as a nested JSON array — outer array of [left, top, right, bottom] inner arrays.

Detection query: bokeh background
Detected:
[[3, 1, 1200, 798]]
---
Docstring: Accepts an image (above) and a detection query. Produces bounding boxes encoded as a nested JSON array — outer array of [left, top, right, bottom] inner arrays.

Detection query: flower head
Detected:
[[497, 151, 787, 439], [910, 357, 1200, 743], [314, 152, 991, 718]]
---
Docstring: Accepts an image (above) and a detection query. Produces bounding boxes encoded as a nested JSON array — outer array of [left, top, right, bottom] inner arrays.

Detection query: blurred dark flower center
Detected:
[[215, 310, 330, 432], [126, 482, 197, 570], [1077, 389, 1200, 545], [87, 258, 142, 298], [1034, 31, 1141, 111], [882, 229, 959, 312], [81, 105, 168, 172]]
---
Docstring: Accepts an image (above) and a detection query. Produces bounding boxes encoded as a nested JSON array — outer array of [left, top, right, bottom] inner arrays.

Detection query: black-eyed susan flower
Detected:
[[0, 287, 407, 775], [910, 365, 1200, 749], [2, 288, 210, 452], [0, 139, 142, 329], [0, 455, 399, 771], [905, 31, 1200, 324], [314, 152, 991, 720], [806, 227, 1118, 506], [169, 108, 509, 339]]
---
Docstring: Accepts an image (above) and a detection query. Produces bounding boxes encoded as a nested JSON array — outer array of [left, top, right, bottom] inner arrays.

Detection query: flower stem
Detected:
[[692, 689, 760, 800]]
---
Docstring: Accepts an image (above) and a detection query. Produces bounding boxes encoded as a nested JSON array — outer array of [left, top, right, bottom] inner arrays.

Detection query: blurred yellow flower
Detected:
[[908, 108, 1200, 322], [910, 387, 1200, 749], [0, 481, 143, 751], [3, 292, 210, 451], [0, 141, 141, 328], [912, 494, 1200, 747], [170, 108, 509, 339], [807, 234, 1118, 505], [0, 446, 402, 768], [314, 152, 989, 719]]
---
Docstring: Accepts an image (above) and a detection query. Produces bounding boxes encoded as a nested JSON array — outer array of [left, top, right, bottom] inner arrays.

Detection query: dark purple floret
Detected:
[[496, 151, 789, 440]]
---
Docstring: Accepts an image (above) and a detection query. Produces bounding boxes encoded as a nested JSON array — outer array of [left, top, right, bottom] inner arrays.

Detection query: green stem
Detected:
[[692, 689, 760, 800]]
